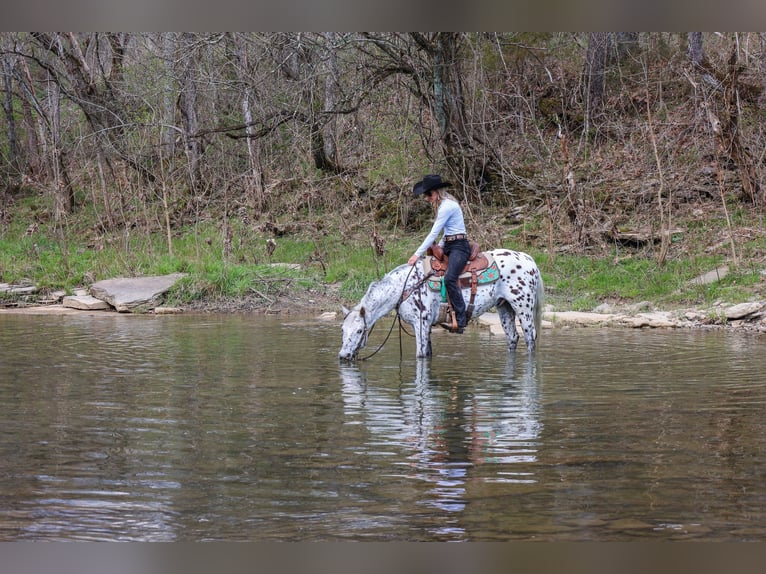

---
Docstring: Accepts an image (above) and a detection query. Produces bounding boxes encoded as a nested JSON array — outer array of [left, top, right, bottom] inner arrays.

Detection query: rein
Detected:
[[356, 264, 432, 361]]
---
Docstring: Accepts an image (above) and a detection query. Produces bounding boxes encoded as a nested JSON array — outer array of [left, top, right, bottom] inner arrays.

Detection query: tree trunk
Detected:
[[321, 32, 340, 170], [584, 32, 610, 128], [410, 32, 493, 200], [232, 33, 266, 209], [687, 32, 704, 68], [719, 47, 761, 204], [16, 56, 46, 179], [46, 75, 74, 219], [19, 95, 42, 178], [178, 33, 202, 191], [161, 32, 177, 157], [2, 53, 20, 176], [760, 33, 766, 107]]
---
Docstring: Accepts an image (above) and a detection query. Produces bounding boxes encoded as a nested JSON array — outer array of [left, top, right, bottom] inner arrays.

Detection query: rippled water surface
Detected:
[[1, 312, 766, 541]]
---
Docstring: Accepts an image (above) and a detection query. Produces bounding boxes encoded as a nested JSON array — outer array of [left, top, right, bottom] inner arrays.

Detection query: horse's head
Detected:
[[339, 305, 369, 361]]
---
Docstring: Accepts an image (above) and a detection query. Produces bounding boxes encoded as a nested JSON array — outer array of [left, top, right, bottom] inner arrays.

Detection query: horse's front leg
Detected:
[[413, 312, 433, 358]]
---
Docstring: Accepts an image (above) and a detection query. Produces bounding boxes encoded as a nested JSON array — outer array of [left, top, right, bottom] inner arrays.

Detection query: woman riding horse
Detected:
[[407, 174, 469, 334]]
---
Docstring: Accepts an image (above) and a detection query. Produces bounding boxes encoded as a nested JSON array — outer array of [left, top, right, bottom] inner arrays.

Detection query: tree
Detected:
[[177, 33, 203, 192], [358, 32, 497, 200], [584, 32, 610, 130], [230, 32, 266, 209], [1, 49, 20, 177], [25, 32, 131, 217], [687, 32, 704, 68]]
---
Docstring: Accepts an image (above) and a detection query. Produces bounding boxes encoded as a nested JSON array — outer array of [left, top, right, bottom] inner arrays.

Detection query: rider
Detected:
[[407, 174, 470, 334]]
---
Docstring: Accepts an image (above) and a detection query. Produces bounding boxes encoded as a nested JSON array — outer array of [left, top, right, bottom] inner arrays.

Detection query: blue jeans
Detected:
[[443, 238, 470, 327]]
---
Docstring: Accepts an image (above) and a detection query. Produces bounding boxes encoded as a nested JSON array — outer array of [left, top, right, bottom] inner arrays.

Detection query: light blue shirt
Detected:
[[414, 197, 466, 257]]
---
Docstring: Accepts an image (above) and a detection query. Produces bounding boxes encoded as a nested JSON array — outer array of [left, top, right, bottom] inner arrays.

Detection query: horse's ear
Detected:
[[341, 305, 350, 317], [359, 306, 366, 318]]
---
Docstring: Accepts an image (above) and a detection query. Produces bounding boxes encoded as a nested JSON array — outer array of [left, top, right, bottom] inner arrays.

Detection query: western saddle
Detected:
[[424, 241, 496, 329]]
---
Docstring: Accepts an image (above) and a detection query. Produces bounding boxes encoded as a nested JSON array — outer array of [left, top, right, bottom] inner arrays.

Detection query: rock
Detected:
[[0, 283, 38, 295], [0, 305, 82, 315], [684, 310, 706, 321], [63, 295, 111, 310], [89, 273, 186, 313], [38, 290, 67, 305], [483, 318, 555, 334], [620, 312, 676, 328], [543, 311, 620, 326], [688, 266, 729, 286], [154, 306, 183, 314], [724, 301, 765, 320], [318, 311, 337, 321], [629, 300, 652, 313], [477, 313, 509, 335]]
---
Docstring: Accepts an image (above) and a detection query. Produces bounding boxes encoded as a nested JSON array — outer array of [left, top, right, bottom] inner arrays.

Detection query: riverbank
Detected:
[[4, 286, 766, 335]]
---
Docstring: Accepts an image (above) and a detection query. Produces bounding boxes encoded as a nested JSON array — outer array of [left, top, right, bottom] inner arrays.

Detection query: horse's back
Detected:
[[488, 248, 540, 271]]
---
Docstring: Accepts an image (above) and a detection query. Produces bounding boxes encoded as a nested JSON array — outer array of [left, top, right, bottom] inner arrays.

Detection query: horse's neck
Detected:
[[360, 264, 411, 324]]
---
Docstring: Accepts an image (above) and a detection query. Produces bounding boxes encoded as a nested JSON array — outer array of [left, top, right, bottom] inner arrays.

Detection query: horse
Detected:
[[338, 248, 544, 361]]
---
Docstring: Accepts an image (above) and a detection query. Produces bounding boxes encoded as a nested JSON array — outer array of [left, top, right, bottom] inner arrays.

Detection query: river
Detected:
[[1, 312, 765, 541]]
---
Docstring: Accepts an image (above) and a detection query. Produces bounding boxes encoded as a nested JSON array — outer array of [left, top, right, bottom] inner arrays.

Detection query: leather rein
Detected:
[[356, 265, 433, 361]]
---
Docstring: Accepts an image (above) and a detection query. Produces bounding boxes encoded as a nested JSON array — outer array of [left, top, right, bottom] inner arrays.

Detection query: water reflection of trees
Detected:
[[339, 357, 541, 538]]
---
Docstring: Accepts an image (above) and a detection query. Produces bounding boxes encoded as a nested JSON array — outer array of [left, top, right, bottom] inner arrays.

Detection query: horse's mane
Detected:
[[359, 263, 410, 309]]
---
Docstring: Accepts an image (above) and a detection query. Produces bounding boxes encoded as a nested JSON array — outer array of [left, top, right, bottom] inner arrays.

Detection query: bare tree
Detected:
[[1, 50, 20, 177], [160, 32, 177, 157], [760, 33, 766, 106], [45, 70, 73, 218], [231, 32, 266, 209], [687, 32, 705, 69], [358, 32, 497, 199], [24, 32, 132, 217], [178, 33, 203, 191], [321, 32, 340, 170], [584, 32, 610, 130]]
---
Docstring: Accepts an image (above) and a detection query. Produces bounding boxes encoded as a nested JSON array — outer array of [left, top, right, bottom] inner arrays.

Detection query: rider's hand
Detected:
[[408, 254, 419, 266]]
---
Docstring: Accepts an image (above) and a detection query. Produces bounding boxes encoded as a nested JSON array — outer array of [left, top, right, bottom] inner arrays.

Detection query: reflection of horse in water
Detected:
[[339, 357, 541, 523]]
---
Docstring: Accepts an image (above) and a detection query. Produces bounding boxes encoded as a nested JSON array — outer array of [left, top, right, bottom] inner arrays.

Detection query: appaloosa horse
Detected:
[[339, 248, 543, 360]]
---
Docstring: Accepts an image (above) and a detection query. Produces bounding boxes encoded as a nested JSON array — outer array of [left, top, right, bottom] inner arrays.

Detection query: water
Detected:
[[1, 312, 766, 541]]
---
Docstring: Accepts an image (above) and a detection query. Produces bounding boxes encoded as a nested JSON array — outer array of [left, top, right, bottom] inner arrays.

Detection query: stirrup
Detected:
[[439, 322, 464, 334]]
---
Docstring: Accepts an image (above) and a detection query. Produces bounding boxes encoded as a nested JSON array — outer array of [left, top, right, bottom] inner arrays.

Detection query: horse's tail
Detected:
[[533, 271, 544, 341]]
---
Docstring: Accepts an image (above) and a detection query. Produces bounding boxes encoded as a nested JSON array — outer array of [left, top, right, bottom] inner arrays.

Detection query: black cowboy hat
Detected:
[[413, 174, 451, 196]]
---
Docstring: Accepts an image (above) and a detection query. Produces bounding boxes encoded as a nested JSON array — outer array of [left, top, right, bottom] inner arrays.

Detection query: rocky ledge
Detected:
[[0, 273, 186, 315], [477, 300, 766, 334], [3, 273, 766, 334]]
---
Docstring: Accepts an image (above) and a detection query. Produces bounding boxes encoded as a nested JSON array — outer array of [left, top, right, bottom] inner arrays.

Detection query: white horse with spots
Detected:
[[339, 249, 544, 360]]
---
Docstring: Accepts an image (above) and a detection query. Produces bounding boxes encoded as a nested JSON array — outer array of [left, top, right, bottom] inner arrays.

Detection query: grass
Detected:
[[2, 194, 766, 312]]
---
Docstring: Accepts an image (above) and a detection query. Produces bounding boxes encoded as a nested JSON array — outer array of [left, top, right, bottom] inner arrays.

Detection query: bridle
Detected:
[[355, 264, 433, 361]]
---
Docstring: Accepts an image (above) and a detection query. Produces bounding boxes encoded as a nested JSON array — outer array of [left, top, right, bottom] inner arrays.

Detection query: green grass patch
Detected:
[[2, 193, 763, 312], [530, 249, 741, 311]]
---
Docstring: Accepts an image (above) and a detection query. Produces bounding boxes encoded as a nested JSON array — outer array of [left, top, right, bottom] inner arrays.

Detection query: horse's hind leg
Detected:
[[515, 303, 537, 353], [497, 300, 519, 352]]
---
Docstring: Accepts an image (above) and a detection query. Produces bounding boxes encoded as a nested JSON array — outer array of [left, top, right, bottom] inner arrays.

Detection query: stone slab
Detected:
[[688, 266, 729, 286], [543, 311, 621, 325], [90, 273, 186, 312], [725, 301, 765, 320], [0, 283, 38, 295], [63, 294, 111, 310]]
